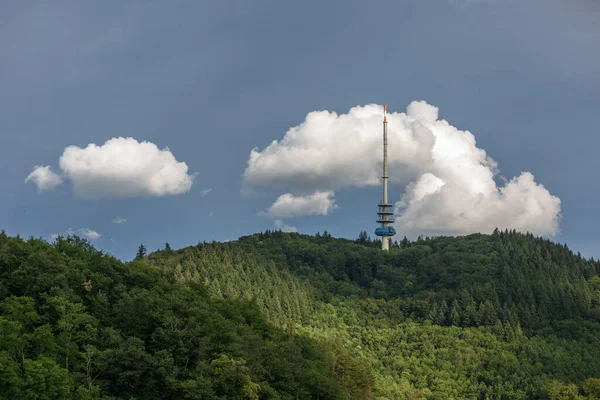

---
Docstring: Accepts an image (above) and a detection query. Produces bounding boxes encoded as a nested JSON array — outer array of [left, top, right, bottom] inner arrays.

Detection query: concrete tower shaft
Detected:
[[374, 104, 396, 250]]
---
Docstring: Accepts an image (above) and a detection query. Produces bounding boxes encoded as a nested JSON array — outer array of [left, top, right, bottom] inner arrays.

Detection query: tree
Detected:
[[136, 244, 147, 259], [165, 242, 172, 251], [400, 236, 410, 249], [210, 354, 260, 399], [356, 231, 369, 245], [48, 297, 96, 371], [450, 300, 461, 326]]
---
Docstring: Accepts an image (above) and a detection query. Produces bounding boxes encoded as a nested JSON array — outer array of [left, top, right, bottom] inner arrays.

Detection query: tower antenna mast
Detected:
[[374, 104, 396, 250]]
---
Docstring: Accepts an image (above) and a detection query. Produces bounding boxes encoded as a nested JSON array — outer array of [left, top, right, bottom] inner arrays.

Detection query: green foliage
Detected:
[[148, 242, 315, 327], [2, 228, 600, 398], [0, 233, 366, 399]]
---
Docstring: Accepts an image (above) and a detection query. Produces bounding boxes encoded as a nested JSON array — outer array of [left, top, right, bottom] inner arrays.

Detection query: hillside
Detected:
[[2, 229, 600, 399]]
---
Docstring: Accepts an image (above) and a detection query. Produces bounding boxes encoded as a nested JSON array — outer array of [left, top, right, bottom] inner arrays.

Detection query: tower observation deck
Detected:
[[374, 104, 396, 251]]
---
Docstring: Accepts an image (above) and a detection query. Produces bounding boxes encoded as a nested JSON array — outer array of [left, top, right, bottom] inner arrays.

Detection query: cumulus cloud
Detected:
[[261, 191, 337, 219], [244, 101, 561, 237], [395, 172, 561, 237], [25, 166, 63, 191], [60, 137, 196, 199], [112, 217, 127, 224], [28, 137, 196, 199], [274, 219, 298, 233], [66, 228, 101, 241], [244, 103, 433, 192]]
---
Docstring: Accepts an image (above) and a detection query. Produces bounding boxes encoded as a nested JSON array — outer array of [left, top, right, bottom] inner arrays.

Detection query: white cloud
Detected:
[[244, 101, 561, 237], [66, 228, 101, 241], [79, 228, 101, 241], [395, 172, 561, 237], [243, 103, 433, 193], [208, 212, 214, 217], [112, 217, 127, 224], [25, 166, 63, 191], [274, 219, 298, 233], [199, 188, 212, 197], [261, 191, 337, 219], [60, 137, 196, 199], [29, 137, 196, 199]]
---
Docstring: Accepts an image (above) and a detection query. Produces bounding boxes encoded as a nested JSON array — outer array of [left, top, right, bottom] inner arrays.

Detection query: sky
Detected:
[[2, 0, 600, 261]]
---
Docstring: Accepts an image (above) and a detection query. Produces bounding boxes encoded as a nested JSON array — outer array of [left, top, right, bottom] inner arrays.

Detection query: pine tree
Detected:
[[356, 231, 369, 245], [438, 300, 449, 325], [450, 300, 461, 326], [165, 242, 172, 251], [400, 236, 409, 249], [427, 302, 439, 323], [136, 244, 147, 259], [464, 299, 478, 327]]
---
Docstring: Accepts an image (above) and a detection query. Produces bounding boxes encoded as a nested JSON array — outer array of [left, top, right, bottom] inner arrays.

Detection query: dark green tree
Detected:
[[135, 244, 147, 259], [400, 236, 410, 249]]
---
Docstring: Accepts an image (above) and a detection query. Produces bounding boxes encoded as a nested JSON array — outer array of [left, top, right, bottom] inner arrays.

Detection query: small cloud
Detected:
[[199, 188, 212, 197], [50, 233, 59, 241], [67, 228, 101, 241], [274, 219, 298, 233], [79, 228, 101, 241], [208, 212, 214, 217], [112, 217, 127, 224], [25, 166, 63, 191], [261, 191, 337, 219]]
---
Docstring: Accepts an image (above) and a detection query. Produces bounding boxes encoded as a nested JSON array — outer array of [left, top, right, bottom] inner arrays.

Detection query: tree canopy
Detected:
[[1, 228, 600, 398]]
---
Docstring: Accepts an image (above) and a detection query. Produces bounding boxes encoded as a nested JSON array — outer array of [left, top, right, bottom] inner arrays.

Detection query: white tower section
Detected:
[[374, 104, 396, 250]]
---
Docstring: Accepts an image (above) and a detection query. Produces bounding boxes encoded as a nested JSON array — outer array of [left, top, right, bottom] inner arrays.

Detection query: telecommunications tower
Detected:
[[374, 104, 396, 251]]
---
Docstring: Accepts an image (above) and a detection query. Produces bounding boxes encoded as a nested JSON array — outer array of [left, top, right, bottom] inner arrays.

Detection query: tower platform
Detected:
[[375, 227, 396, 237]]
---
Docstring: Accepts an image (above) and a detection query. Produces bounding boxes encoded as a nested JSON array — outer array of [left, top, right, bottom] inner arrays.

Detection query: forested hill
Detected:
[[2, 229, 600, 399], [152, 229, 600, 335]]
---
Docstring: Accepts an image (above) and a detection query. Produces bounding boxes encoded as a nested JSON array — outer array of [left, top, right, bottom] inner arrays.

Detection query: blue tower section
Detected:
[[375, 202, 396, 237]]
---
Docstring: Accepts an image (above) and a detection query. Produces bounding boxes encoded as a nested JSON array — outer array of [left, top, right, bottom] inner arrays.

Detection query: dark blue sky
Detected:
[[2, 0, 599, 260]]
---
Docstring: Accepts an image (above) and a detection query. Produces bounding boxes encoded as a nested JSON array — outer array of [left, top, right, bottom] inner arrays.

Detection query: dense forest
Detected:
[[2, 228, 600, 399]]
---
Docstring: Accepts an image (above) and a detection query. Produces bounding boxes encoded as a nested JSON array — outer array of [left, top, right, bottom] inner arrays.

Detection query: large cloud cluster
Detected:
[[244, 101, 561, 237], [26, 137, 196, 199]]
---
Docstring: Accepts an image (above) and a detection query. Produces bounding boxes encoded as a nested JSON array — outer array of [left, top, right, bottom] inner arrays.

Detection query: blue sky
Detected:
[[2, 0, 599, 261]]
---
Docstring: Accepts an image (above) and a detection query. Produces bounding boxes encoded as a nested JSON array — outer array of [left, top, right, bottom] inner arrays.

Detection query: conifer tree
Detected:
[[135, 244, 147, 259], [450, 300, 461, 326], [400, 236, 410, 249]]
